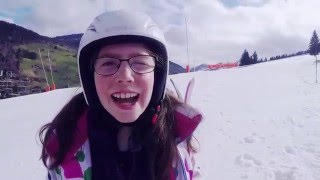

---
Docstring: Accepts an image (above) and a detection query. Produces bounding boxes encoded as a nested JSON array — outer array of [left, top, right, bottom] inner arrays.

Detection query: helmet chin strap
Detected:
[[151, 105, 161, 125]]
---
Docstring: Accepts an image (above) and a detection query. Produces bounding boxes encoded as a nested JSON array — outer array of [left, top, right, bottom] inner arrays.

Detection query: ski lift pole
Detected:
[[47, 51, 56, 90], [38, 48, 50, 91], [185, 16, 190, 72], [316, 55, 318, 83]]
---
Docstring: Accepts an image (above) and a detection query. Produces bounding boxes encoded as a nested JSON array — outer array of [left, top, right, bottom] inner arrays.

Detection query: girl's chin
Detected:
[[102, 99, 146, 122], [112, 110, 142, 123], [115, 116, 139, 123]]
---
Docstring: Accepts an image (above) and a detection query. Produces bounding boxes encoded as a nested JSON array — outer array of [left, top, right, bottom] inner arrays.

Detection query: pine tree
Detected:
[[240, 49, 251, 66], [308, 30, 320, 83], [251, 51, 258, 64], [309, 30, 320, 56]]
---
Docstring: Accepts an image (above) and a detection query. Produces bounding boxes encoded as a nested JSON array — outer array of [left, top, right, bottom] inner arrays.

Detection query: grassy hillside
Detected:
[[18, 43, 79, 88]]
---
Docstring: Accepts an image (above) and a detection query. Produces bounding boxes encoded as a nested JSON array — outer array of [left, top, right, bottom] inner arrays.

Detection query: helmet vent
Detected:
[[88, 25, 97, 32]]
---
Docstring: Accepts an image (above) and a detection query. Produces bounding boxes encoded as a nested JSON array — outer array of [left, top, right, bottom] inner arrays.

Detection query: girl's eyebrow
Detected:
[[98, 52, 150, 58]]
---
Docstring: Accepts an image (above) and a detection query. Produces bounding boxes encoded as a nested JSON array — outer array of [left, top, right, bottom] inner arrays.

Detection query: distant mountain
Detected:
[[194, 64, 209, 71], [169, 61, 186, 74], [52, 34, 83, 49], [0, 21, 48, 43], [0, 21, 82, 48]]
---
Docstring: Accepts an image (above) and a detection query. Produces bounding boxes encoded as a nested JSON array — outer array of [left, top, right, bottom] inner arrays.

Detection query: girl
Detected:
[[39, 10, 202, 180]]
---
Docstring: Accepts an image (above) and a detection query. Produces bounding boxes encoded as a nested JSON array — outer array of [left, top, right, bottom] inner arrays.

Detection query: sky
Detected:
[[0, 0, 320, 66], [1, 55, 320, 179]]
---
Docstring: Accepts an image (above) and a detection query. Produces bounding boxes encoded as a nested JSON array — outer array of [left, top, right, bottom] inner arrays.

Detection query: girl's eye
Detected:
[[102, 61, 118, 66], [96, 58, 119, 67], [132, 62, 149, 66]]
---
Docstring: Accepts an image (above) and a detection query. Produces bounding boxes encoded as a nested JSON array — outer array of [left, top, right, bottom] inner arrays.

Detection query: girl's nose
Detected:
[[115, 61, 134, 83]]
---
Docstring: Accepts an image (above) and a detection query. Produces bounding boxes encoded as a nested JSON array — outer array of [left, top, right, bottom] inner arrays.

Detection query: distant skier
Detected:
[[39, 10, 202, 180]]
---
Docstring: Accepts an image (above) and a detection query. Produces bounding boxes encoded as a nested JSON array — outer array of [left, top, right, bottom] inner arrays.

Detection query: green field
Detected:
[[18, 43, 79, 89]]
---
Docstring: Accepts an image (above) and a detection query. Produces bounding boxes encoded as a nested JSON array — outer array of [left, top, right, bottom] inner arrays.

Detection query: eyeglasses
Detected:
[[94, 55, 156, 76]]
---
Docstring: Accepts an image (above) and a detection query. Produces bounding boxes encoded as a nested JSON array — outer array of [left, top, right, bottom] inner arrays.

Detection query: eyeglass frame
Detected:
[[93, 54, 157, 76]]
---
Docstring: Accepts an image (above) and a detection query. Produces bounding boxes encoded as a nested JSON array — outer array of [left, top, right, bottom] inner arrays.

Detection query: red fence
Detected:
[[208, 62, 238, 70]]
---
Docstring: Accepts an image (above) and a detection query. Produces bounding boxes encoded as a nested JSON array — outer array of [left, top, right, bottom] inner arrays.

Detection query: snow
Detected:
[[1, 55, 320, 179]]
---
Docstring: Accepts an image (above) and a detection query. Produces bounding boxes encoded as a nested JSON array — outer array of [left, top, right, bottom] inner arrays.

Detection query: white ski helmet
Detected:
[[78, 10, 168, 107]]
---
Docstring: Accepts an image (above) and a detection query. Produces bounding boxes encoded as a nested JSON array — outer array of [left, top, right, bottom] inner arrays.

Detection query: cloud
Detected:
[[237, 0, 269, 7], [167, 0, 320, 65], [0, 16, 14, 23], [20, 0, 106, 36], [219, 0, 269, 8], [0, 0, 34, 11], [1, 0, 320, 66]]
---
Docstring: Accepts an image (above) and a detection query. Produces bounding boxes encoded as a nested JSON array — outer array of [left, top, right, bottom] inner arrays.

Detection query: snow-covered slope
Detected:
[[0, 88, 81, 179], [1, 55, 319, 180]]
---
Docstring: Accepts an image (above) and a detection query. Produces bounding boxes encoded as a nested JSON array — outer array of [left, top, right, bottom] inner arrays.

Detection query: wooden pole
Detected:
[[38, 48, 50, 91]]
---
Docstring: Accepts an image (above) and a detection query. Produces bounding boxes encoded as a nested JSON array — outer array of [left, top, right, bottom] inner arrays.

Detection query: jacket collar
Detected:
[[46, 103, 202, 156]]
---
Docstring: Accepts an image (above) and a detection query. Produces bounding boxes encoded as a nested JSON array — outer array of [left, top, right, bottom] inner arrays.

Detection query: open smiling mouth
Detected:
[[111, 92, 139, 104]]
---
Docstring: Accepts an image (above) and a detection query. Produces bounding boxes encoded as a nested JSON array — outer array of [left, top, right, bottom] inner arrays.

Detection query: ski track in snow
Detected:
[[1, 55, 320, 180]]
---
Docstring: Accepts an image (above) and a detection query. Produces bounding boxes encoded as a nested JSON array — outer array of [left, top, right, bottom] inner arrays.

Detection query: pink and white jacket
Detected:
[[46, 104, 202, 180]]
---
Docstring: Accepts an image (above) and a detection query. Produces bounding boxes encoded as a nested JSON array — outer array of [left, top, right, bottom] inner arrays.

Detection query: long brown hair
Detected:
[[39, 92, 87, 168], [39, 92, 196, 180]]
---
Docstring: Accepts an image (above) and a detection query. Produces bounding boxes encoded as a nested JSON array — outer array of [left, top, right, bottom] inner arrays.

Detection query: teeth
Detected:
[[112, 92, 138, 99]]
